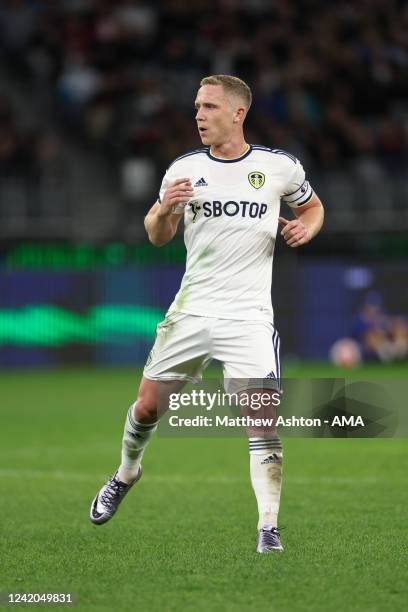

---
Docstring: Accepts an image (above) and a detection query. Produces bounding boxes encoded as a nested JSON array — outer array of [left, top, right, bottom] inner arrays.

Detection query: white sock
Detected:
[[249, 436, 283, 529], [117, 403, 158, 484]]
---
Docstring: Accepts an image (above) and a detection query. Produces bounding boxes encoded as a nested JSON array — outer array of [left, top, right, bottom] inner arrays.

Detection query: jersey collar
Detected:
[[206, 144, 253, 163]]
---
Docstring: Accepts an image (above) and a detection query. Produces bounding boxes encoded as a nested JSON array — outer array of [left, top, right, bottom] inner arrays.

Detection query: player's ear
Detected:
[[233, 106, 246, 123]]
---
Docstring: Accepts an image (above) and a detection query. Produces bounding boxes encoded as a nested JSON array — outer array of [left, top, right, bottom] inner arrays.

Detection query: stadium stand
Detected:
[[1, 0, 408, 237]]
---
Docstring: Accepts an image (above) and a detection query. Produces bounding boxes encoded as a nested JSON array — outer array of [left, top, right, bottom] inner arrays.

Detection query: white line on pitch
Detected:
[[0, 468, 383, 485]]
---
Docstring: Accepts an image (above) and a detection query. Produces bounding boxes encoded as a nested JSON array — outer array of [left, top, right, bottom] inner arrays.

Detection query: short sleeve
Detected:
[[281, 160, 313, 208], [158, 172, 169, 204], [158, 169, 187, 214]]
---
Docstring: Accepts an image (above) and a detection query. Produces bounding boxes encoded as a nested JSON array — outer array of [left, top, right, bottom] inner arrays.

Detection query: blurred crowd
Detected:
[[330, 291, 408, 367], [1, 0, 408, 229], [0, 95, 69, 223], [352, 292, 408, 363]]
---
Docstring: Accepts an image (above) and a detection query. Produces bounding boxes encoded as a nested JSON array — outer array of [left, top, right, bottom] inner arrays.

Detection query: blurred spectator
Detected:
[[58, 52, 102, 115], [0, 0, 39, 79], [352, 292, 408, 362], [388, 316, 408, 360]]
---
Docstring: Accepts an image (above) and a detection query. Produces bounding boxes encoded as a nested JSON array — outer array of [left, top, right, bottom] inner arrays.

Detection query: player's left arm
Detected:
[[279, 192, 324, 248]]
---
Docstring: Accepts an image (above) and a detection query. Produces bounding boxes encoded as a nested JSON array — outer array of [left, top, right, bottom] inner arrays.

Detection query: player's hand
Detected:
[[278, 216, 311, 247], [158, 178, 193, 217]]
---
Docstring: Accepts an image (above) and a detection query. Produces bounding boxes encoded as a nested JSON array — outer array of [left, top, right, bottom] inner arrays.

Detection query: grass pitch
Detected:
[[0, 364, 407, 611]]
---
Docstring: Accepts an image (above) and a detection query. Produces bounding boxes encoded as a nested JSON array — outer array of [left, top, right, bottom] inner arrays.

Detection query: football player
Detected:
[[90, 75, 324, 553]]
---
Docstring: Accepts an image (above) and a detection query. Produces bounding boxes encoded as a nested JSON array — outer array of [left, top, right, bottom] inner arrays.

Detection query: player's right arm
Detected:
[[144, 178, 193, 247]]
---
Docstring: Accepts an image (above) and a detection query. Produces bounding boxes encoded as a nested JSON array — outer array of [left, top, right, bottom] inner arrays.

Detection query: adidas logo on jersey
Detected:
[[194, 177, 208, 187]]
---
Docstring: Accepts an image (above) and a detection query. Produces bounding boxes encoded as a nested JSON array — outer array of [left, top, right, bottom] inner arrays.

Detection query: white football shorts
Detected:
[[143, 312, 281, 391]]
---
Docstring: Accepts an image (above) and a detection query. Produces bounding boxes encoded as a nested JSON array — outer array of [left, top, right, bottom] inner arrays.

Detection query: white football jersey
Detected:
[[158, 145, 314, 322]]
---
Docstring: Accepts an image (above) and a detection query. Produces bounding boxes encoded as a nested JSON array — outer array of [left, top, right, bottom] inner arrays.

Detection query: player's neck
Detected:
[[210, 139, 249, 160]]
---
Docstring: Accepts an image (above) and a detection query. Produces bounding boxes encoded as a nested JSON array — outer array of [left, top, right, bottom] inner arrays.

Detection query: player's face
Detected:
[[195, 85, 238, 146]]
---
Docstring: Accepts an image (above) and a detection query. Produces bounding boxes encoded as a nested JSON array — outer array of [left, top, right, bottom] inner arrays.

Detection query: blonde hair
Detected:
[[200, 75, 252, 110]]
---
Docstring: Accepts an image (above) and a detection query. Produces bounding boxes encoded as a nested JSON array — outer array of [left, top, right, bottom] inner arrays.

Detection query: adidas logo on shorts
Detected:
[[194, 177, 208, 187]]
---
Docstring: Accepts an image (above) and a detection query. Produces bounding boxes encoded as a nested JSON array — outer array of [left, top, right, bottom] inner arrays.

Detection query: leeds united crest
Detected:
[[248, 171, 265, 189]]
